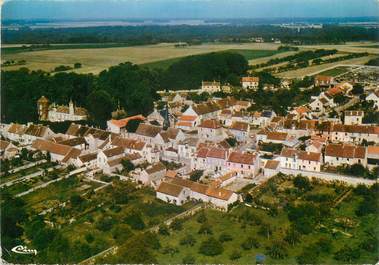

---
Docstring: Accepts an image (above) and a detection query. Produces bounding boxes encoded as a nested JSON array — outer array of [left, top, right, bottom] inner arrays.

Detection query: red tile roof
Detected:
[[199, 119, 222, 129], [325, 144, 366, 159], [110, 115, 145, 128], [227, 152, 256, 165]]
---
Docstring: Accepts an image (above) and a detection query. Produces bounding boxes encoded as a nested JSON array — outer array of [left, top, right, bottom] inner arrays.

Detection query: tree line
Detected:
[[2, 25, 377, 45]]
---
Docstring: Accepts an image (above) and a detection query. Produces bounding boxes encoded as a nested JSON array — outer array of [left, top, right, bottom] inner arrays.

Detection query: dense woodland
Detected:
[[1, 52, 249, 126], [2, 25, 378, 45]]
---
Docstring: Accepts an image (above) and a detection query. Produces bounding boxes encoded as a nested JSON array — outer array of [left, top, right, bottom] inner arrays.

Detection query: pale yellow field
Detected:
[[276, 55, 376, 78], [297, 42, 379, 54], [2, 42, 281, 74]]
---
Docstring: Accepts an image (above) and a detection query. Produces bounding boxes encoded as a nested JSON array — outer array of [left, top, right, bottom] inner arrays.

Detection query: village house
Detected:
[[107, 115, 145, 134], [257, 131, 289, 144], [226, 151, 260, 177], [344, 111, 364, 125], [178, 138, 199, 160], [192, 147, 228, 172], [233, 100, 252, 112], [201, 81, 221, 93], [241, 76, 259, 89], [2, 123, 26, 142], [280, 148, 322, 172], [75, 152, 98, 169], [366, 90, 379, 110], [31, 139, 81, 163], [176, 115, 199, 131], [22, 124, 55, 145], [315, 75, 334, 87], [251, 110, 276, 127], [326, 124, 379, 144], [137, 162, 167, 188], [367, 145, 379, 170], [229, 121, 250, 142], [156, 177, 238, 210], [198, 119, 225, 142], [290, 106, 312, 120], [263, 160, 280, 177], [0, 140, 19, 159], [324, 143, 367, 167], [97, 146, 125, 174], [110, 136, 159, 163], [59, 137, 88, 151]]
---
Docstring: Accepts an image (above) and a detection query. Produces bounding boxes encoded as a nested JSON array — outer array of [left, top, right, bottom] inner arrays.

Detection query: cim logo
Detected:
[[11, 245, 37, 255]]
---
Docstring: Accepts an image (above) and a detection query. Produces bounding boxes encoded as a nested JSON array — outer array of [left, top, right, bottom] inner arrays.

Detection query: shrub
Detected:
[[219, 232, 233, 242], [241, 237, 260, 250], [180, 234, 196, 246], [199, 237, 224, 256], [170, 219, 183, 231], [198, 223, 212, 235], [230, 250, 242, 260], [158, 225, 170, 236], [182, 255, 195, 264], [196, 211, 207, 223], [95, 216, 114, 231], [124, 210, 145, 230]]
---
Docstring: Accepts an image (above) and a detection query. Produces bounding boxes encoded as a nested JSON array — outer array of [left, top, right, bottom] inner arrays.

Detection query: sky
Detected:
[[2, 0, 379, 20]]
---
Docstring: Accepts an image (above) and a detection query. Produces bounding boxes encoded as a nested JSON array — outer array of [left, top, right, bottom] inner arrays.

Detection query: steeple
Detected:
[[163, 102, 170, 130], [69, 99, 74, 115]]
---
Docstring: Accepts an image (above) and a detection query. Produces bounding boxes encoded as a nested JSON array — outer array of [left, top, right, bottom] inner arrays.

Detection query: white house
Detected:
[[97, 146, 125, 173], [178, 138, 199, 160], [367, 146, 379, 170], [241, 76, 259, 89], [280, 148, 322, 172], [198, 119, 225, 142], [137, 162, 167, 188], [0, 140, 19, 159], [21, 124, 55, 145], [31, 139, 81, 163], [229, 121, 250, 142], [326, 124, 379, 144], [344, 111, 364, 125], [226, 151, 260, 177], [263, 160, 280, 177], [366, 90, 379, 110], [201, 81, 221, 93]]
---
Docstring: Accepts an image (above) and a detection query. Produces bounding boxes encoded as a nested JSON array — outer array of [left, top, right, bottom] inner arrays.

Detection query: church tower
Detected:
[[37, 96, 49, 121], [163, 102, 170, 130], [69, 99, 75, 115]]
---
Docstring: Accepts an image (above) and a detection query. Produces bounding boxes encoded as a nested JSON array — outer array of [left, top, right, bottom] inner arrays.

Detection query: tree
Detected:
[[112, 224, 134, 244], [190, 170, 203, 182], [126, 119, 143, 133], [284, 228, 301, 246], [122, 159, 135, 172], [293, 175, 312, 191], [70, 194, 84, 208], [334, 245, 361, 262], [267, 241, 288, 260], [297, 245, 319, 264], [230, 250, 242, 260], [86, 89, 114, 126], [258, 222, 273, 239], [241, 237, 259, 250], [180, 234, 196, 246], [219, 232, 233, 242], [158, 225, 170, 236], [225, 137, 237, 147], [170, 219, 183, 231], [117, 233, 159, 264], [124, 210, 145, 230], [74, 62, 82, 69], [199, 237, 224, 256], [196, 211, 207, 223], [351, 83, 364, 95], [198, 222, 212, 235], [95, 216, 114, 231]]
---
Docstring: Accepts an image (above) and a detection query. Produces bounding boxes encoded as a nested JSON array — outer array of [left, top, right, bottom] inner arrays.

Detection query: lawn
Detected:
[[144, 174, 379, 264]]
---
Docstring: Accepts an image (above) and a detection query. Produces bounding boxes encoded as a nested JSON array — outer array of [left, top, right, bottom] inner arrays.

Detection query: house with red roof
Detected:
[[280, 148, 322, 172], [226, 151, 260, 177], [241, 76, 259, 89], [198, 119, 225, 141], [107, 115, 146, 134]]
